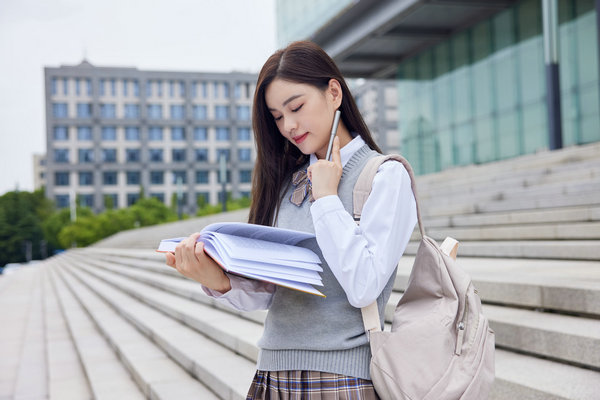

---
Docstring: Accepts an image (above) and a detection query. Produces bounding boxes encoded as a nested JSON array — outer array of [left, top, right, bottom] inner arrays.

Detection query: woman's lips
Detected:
[[293, 132, 309, 144]]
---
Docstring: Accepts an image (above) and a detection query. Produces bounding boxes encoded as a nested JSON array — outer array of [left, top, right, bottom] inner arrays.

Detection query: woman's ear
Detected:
[[327, 78, 343, 109]]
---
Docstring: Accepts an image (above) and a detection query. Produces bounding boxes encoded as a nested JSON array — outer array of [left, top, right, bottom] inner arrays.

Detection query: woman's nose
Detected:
[[283, 116, 297, 135]]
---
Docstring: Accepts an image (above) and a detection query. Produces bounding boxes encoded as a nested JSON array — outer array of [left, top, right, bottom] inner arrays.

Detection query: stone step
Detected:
[[405, 240, 600, 261], [64, 250, 600, 400], [59, 255, 255, 400], [55, 258, 221, 400], [47, 261, 145, 400], [42, 262, 93, 400]]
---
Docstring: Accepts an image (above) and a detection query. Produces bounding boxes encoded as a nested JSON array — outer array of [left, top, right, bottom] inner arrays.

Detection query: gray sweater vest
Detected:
[[257, 144, 396, 380]]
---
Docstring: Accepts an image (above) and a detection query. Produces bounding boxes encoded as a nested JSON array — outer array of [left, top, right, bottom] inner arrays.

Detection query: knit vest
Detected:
[[256, 144, 396, 380]]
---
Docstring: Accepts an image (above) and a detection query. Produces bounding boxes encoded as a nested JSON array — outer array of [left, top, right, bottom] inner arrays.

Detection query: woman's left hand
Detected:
[[308, 136, 343, 200]]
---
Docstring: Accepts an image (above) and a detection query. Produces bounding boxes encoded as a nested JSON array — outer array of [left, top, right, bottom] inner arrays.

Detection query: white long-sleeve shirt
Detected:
[[203, 136, 417, 310]]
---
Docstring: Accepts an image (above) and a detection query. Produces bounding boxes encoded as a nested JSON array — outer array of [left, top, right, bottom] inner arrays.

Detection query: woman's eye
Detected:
[[292, 104, 303, 112], [273, 115, 282, 121]]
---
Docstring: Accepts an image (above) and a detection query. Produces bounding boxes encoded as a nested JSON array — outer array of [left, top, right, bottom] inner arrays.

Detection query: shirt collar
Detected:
[[309, 135, 366, 168]]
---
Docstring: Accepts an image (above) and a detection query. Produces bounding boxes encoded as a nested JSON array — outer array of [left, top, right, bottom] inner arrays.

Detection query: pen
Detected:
[[325, 110, 341, 161]]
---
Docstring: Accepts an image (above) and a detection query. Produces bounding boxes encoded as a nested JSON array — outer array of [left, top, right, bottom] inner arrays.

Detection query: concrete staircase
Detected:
[[1, 141, 599, 399]]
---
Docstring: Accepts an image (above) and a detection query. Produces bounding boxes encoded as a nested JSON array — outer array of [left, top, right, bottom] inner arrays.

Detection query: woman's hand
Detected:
[[165, 232, 231, 293], [308, 136, 342, 200]]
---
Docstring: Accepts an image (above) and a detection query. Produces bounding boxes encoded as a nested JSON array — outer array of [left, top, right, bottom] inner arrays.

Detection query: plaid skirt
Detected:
[[246, 370, 380, 400]]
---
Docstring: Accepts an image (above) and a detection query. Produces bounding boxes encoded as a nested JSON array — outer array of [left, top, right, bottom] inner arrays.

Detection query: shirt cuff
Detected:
[[310, 194, 345, 221], [201, 273, 240, 298]]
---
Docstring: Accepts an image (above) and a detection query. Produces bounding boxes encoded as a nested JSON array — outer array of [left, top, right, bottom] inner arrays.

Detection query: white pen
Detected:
[[325, 110, 341, 161]]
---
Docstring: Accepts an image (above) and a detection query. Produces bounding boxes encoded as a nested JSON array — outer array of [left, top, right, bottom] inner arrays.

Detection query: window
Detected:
[[200, 82, 208, 98], [215, 105, 229, 120], [77, 103, 92, 118], [110, 79, 116, 96], [101, 126, 117, 141], [169, 80, 175, 97], [103, 171, 117, 185], [213, 82, 219, 98], [240, 170, 252, 183], [104, 194, 118, 208], [196, 192, 209, 205], [234, 83, 242, 99], [171, 127, 185, 141], [170, 105, 185, 120], [75, 79, 81, 96], [53, 103, 68, 118], [217, 171, 232, 185], [150, 171, 164, 184], [195, 148, 208, 161], [55, 172, 69, 186], [51, 78, 57, 95], [238, 148, 251, 162], [124, 104, 140, 119], [194, 127, 207, 141], [146, 80, 152, 97], [179, 81, 185, 97], [216, 149, 230, 162], [78, 149, 94, 163], [79, 194, 94, 208], [216, 127, 230, 141], [127, 193, 139, 206], [63, 78, 68, 95], [54, 149, 69, 163], [149, 149, 163, 162], [100, 103, 116, 119], [173, 170, 187, 184], [195, 170, 209, 184], [123, 80, 128, 96], [172, 149, 186, 162], [79, 171, 93, 186], [125, 149, 141, 163], [150, 193, 165, 203], [102, 149, 117, 163], [77, 126, 93, 141], [133, 80, 139, 97], [237, 127, 251, 141], [53, 126, 68, 140], [192, 82, 198, 98], [148, 126, 163, 141], [125, 126, 140, 141], [193, 105, 207, 120], [236, 105, 250, 120], [100, 79, 106, 96], [55, 194, 69, 208], [126, 171, 140, 185], [157, 80, 163, 97], [147, 104, 163, 119], [86, 79, 92, 96], [222, 82, 230, 98]]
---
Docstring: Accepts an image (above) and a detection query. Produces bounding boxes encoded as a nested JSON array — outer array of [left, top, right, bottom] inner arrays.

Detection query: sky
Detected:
[[0, 0, 276, 196]]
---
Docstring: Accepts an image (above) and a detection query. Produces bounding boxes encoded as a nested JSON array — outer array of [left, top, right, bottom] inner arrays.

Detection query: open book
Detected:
[[157, 222, 324, 297]]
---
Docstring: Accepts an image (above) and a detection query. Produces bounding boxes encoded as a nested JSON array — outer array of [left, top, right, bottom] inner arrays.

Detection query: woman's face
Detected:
[[265, 78, 341, 159]]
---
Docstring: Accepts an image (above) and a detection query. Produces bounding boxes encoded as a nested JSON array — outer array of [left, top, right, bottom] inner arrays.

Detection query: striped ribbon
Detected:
[[290, 169, 314, 206]]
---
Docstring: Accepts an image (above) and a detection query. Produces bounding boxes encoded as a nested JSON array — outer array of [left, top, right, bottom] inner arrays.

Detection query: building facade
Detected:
[[276, 0, 600, 175], [33, 154, 46, 191], [44, 61, 256, 214]]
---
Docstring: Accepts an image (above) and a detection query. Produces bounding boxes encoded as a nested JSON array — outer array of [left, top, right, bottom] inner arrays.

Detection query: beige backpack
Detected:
[[354, 154, 495, 400]]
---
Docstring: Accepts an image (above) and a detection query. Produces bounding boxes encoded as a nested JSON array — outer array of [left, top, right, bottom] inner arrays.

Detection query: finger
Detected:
[[174, 241, 184, 270], [165, 252, 176, 268], [331, 136, 342, 167], [194, 241, 205, 260]]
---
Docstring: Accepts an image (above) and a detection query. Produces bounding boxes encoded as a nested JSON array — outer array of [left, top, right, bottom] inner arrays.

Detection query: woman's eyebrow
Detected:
[[268, 94, 303, 111]]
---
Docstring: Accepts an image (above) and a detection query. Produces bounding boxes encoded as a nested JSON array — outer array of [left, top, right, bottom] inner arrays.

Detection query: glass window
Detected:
[[217, 171, 232, 186], [147, 104, 163, 119], [101, 126, 117, 141], [222, 82, 230, 98], [238, 148, 251, 162], [201, 82, 208, 98], [194, 127, 207, 141], [79, 171, 93, 186], [237, 127, 251, 141], [150, 171, 164, 185], [103, 171, 117, 185], [195, 170, 209, 184], [216, 127, 230, 141], [86, 79, 92, 96], [193, 105, 207, 120], [216, 149, 230, 162], [54, 172, 69, 186], [51, 78, 57, 95], [53, 126, 68, 140], [146, 80, 152, 97], [240, 170, 252, 183], [148, 126, 163, 141], [63, 78, 68, 95], [133, 80, 139, 97], [53, 103, 68, 118], [77, 126, 93, 141], [173, 170, 187, 184], [234, 83, 242, 99], [78, 149, 94, 163], [100, 79, 106, 96], [170, 105, 185, 120], [126, 171, 140, 185], [127, 193, 139, 206], [54, 149, 69, 163], [123, 80, 128, 96], [215, 105, 229, 120], [75, 79, 81, 96], [77, 103, 92, 118], [149, 149, 163, 162], [124, 104, 140, 119], [195, 148, 208, 161], [171, 127, 185, 141], [125, 127, 140, 141], [179, 81, 185, 97], [157, 80, 163, 97], [55, 194, 69, 208], [104, 194, 118, 208], [110, 79, 116, 96], [169, 80, 175, 97], [79, 194, 94, 208], [236, 105, 250, 120], [125, 149, 141, 163], [102, 148, 117, 163], [192, 82, 198, 98], [172, 148, 186, 162], [150, 192, 164, 203], [196, 192, 209, 205], [213, 82, 219, 98]]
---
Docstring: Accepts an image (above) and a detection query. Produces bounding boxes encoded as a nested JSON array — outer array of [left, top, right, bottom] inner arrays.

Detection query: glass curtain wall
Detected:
[[398, 0, 599, 175]]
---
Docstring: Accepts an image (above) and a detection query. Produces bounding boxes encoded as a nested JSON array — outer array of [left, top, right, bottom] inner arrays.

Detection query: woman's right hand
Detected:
[[165, 232, 231, 293]]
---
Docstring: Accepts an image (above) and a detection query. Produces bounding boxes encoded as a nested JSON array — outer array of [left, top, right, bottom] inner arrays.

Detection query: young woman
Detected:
[[166, 40, 417, 399]]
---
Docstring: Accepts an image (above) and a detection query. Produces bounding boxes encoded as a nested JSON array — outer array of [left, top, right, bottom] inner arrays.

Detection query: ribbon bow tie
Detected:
[[290, 169, 314, 206]]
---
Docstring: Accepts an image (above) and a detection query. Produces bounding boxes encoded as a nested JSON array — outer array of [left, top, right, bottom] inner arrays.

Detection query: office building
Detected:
[[33, 154, 47, 191], [44, 61, 256, 214], [276, 0, 600, 174]]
